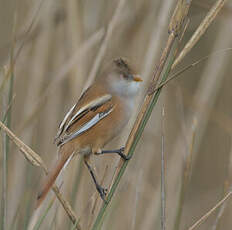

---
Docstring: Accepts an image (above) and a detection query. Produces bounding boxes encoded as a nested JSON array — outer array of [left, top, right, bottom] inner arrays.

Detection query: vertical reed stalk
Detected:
[[91, 1, 192, 227]]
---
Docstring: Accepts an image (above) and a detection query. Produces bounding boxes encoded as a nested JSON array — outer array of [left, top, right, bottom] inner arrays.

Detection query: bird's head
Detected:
[[104, 57, 142, 97]]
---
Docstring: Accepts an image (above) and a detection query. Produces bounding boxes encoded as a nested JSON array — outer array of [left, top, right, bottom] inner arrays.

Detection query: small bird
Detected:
[[37, 57, 142, 207]]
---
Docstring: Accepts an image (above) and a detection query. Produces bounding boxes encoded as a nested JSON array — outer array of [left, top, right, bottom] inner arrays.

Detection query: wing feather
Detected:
[[64, 94, 112, 132], [56, 104, 76, 139], [59, 106, 114, 146], [55, 88, 113, 146]]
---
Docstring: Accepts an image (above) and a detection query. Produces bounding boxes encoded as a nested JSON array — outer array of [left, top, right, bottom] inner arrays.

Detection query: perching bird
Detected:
[[37, 58, 142, 207]]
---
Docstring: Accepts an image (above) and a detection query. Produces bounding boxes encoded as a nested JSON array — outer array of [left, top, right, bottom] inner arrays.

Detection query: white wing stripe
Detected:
[[60, 107, 113, 146], [59, 104, 76, 130], [64, 94, 112, 132], [55, 104, 76, 140]]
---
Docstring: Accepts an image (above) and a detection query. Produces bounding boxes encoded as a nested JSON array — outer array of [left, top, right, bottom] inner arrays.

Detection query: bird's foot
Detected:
[[96, 184, 108, 203], [95, 147, 131, 160]]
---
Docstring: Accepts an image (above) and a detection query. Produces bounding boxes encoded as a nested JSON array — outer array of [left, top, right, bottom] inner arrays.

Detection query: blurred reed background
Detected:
[[1, 0, 232, 229]]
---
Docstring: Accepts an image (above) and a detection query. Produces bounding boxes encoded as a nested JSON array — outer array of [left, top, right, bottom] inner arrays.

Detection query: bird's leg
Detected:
[[84, 156, 108, 203], [95, 147, 131, 160]]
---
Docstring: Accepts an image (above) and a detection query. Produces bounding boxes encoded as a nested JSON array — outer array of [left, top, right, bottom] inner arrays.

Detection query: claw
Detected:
[[96, 184, 108, 203], [120, 147, 125, 152], [116, 147, 125, 153], [123, 154, 131, 160], [116, 147, 131, 160]]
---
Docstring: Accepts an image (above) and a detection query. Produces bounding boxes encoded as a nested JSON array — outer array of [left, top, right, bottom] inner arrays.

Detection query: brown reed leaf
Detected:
[[0, 120, 81, 230], [172, 0, 227, 68]]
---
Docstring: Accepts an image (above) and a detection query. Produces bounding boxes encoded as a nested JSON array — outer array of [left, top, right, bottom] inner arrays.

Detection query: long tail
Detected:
[[36, 151, 72, 209]]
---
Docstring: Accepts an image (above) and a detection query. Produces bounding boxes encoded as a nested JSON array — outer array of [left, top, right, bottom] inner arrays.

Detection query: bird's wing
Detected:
[[55, 86, 113, 146], [37, 89, 113, 208]]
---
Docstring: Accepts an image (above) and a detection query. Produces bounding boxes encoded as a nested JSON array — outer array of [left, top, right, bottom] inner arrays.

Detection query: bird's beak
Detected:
[[133, 75, 143, 82]]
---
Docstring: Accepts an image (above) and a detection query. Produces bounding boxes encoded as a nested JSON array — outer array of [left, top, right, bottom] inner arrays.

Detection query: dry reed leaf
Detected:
[[172, 0, 227, 68], [0, 120, 81, 229], [0, 120, 45, 168], [188, 191, 232, 230]]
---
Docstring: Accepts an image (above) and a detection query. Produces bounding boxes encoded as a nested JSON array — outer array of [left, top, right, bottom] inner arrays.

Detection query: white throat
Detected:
[[109, 78, 141, 98]]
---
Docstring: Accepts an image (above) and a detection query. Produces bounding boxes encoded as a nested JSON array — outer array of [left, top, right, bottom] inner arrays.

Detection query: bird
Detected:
[[36, 57, 142, 207]]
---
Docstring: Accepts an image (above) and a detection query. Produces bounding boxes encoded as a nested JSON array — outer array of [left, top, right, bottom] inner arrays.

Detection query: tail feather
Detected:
[[36, 152, 72, 209]]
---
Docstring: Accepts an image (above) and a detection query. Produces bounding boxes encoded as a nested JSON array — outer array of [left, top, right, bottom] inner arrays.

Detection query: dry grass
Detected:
[[1, 0, 232, 229]]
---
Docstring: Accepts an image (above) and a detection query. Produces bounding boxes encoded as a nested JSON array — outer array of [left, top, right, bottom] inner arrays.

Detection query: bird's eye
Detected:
[[120, 73, 127, 80], [120, 73, 133, 81]]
